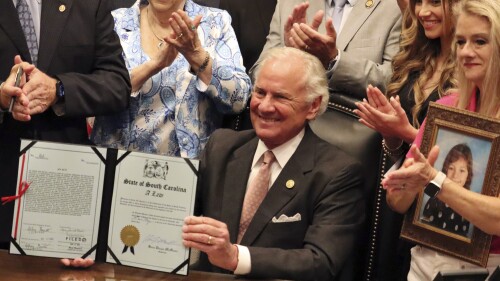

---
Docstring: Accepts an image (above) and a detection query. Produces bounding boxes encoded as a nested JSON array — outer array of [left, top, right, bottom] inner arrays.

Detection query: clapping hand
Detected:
[[382, 144, 439, 193], [165, 10, 203, 63], [284, 2, 310, 47], [291, 13, 338, 67], [151, 40, 178, 71], [354, 85, 417, 143], [284, 3, 339, 67]]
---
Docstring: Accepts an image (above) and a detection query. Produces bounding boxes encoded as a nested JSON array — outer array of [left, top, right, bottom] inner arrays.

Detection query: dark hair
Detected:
[[441, 143, 473, 189]]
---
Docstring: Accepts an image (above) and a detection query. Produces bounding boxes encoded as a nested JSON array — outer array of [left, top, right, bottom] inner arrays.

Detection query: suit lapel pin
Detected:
[[286, 180, 295, 189], [365, 0, 373, 8], [59, 5, 66, 12]]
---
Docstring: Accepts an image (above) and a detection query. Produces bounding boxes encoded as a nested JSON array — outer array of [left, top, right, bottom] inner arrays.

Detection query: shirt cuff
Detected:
[[233, 244, 251, 275], [328, 52, 342, 72], [187, 65, 210, 92], [195, 77, 209, 92]]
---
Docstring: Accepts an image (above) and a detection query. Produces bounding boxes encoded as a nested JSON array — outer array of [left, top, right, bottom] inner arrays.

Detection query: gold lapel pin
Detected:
[[365, 0, 373, 8], [286, 180, 295, 189], [59, 4, 66, 12]]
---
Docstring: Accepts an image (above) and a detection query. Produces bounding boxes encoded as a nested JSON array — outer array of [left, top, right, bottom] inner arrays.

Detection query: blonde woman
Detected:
[[355, 0, 458, 157], [383, 0, 500, 279]]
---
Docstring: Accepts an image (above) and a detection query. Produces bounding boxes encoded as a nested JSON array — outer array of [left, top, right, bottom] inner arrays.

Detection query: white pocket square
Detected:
[[272, 213, 301, 223]]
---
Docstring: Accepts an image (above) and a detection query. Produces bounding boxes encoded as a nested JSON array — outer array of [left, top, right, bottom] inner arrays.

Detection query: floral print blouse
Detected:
[[91, 0, 251, 158]]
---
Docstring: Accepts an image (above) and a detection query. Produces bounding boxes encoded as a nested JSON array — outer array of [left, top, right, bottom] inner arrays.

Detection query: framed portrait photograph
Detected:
[[401, 102, 500, 267]]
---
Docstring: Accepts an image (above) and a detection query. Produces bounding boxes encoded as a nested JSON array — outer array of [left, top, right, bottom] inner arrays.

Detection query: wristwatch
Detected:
[[55, 80, 65, 104], [424, 171, 446, 197]]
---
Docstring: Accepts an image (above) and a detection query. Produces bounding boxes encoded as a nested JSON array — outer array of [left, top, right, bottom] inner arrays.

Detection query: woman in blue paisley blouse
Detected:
[[91, 0, 251, 158]]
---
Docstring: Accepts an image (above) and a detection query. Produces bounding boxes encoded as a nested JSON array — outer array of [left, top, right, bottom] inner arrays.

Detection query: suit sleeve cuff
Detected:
[[233, 244, 251, 275], [327, 52, 341, 72], [52, 103, 66, 116]]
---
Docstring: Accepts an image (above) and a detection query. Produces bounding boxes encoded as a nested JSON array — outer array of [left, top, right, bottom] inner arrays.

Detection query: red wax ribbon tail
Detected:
[[1, 182, 31, 205]]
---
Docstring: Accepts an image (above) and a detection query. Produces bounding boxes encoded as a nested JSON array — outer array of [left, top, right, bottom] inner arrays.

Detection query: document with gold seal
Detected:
[[9, 140, 198, 276], [106, 150, 198, 275]]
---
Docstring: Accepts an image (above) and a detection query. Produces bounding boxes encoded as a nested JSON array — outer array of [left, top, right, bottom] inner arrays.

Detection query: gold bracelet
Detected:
[[195, 51, 210, 76]]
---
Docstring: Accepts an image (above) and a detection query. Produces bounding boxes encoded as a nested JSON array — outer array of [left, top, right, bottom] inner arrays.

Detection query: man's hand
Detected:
[[284, 2, 310, 47], [182, 216, 238, 271], [1, 56, 35, 121], [289, 15, 339, 67], [22, 67, 58, 116]]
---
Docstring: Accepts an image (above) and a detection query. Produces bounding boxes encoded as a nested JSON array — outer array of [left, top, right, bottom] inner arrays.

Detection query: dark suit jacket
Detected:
[[195, 127, 365, 280], [0, 0, 130, 248], [219, 0, 276, 73], [110, 0, 136, 9]]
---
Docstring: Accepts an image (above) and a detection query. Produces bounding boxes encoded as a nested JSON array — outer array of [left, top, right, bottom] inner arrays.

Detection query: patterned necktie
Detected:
[[332, 0, 348, 33], [17, 0, 38, 65], [237, 150, 276, 243]]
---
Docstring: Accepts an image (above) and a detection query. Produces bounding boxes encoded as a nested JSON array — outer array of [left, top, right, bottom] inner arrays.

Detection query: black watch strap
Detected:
[[55, 80, 65, 104]]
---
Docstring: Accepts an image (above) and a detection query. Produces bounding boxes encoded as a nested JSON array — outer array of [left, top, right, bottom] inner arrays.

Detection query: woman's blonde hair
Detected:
[[453, 0, 500, 118], [387, 0, 459, 127]]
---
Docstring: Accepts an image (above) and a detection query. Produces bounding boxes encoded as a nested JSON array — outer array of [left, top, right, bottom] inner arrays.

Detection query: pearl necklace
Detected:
[[146, 6, 166, 49]]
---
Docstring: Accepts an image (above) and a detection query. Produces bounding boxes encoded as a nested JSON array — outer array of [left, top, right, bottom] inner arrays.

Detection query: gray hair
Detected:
[[253, 47, 329, 116]]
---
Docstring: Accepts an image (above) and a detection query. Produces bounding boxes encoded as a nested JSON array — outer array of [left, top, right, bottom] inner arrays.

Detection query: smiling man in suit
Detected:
[[0, 0, 130, 251], [182, 47, 364, 281], [252, 0, 401, 100]]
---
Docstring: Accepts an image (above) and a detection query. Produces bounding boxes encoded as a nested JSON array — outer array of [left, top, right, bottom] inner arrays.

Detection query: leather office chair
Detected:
[[310, 93, 410, 281], [310, 93, 382, 281]]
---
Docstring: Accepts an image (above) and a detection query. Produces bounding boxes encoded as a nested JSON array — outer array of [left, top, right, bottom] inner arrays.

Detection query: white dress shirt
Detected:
[[325, 0, 358, 72], [325, 0, 357, 35], [234, 128, 305, 275]]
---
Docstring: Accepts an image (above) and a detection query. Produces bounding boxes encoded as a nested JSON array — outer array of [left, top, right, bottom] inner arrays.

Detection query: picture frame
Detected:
[[401, 102, 500, 267]]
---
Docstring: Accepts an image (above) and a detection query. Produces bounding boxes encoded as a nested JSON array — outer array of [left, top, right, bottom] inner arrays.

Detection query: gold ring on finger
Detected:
[[176, 33, 184, 40], [207, 235, 212, 245]]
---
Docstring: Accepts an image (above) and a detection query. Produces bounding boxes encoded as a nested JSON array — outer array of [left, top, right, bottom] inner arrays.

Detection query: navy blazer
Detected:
[[195, 127, 365, 280]]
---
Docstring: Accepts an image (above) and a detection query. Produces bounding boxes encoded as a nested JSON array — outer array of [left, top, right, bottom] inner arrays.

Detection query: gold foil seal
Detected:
[[120, 225, 140, 247]]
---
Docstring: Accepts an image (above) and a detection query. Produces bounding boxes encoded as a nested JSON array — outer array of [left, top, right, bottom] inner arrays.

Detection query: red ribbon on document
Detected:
[[1, 181, 31, 205]]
